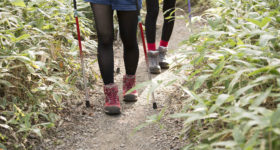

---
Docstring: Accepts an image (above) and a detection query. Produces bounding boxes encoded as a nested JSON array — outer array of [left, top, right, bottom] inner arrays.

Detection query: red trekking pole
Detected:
[[73, 0, 90, 108]]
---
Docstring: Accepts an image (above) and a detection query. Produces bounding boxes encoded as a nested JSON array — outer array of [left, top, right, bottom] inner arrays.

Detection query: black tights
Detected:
[[145, 0, 176, 43], [91, 4, 139, 85]]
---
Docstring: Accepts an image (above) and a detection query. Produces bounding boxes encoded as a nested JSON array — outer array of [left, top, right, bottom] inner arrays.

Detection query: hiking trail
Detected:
[[41, 10, 194, 150]]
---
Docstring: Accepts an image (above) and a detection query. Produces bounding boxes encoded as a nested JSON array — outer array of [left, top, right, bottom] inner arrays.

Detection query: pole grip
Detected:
[[139, 22, 147, 62], [75, 17, 83, 57], [73, 0, 77, 10], [135, 0, 140, 16]]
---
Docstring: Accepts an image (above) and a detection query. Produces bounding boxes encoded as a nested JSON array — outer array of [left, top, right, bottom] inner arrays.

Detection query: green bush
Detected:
[[170, 0, 280, 149], [0, 0, 96, 149]]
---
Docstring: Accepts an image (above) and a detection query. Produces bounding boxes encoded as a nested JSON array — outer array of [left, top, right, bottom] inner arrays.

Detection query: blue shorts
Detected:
[[85, 0, 142, 11]]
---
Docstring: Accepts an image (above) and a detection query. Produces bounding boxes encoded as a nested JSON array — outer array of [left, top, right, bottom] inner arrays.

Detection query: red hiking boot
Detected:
[[123, 75, 138, 102], [104, 83, 121, 115]]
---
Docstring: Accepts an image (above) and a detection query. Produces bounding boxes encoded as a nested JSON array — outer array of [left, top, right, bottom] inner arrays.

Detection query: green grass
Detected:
[[0, 0, 96, 149], [167, 0, 280, 149]]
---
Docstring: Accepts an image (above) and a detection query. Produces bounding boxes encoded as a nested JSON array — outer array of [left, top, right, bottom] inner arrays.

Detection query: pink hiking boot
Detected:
[[104, 83, 121, 115], [123, 75, 138, 102]]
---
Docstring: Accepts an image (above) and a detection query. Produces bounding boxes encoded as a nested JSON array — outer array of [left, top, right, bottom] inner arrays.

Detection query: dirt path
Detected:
[[41, 10, 192, 150]]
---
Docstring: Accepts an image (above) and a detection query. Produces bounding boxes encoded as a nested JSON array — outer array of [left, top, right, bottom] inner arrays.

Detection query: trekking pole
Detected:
[[115, 29, 121, 74], [136, 1, 157, 109], [188, 0, 192, 33], [73, 0, 90, 108]]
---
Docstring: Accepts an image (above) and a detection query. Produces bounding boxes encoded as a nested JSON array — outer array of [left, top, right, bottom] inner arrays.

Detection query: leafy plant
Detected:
[[167, 0, 280, 149], [0, 0, 97, 149]]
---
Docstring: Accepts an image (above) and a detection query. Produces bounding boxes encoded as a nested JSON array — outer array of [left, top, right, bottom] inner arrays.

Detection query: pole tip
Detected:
[[153, 102, 157, 109], [116, 67, 120, 74], [86, 101, 90, 108]]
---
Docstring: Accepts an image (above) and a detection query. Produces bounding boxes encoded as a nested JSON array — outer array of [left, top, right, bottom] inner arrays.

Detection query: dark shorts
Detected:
[[85, 0, 142, 11]]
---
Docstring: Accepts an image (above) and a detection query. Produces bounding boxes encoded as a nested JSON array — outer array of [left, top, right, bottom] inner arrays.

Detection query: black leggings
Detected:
[[145, 0, 176, 43], [91, 4, 139, 85]]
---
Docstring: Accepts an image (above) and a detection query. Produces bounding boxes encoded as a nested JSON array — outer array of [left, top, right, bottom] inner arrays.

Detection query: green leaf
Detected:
[[25, 64, 35, 74], [34, 122, 54, 128], [213, 57, 225, 76], [10, 0, 26, 7], [234, 84, 259, 98], [209, 94, 232, 113], [208, 130, 232, 141], [246, 17, 271, 28], [181, 86, 203, 104], [273, 128, 280, 135], [23, 113, 31, 129], [126, 81, 151, 94], [194, 74, 211, 91], [228, 69, 250, 93], [31, 128, 42, 137], [244, 131, 259, 149], [15, 34, 30, 42], [0, 80, 14, 87], [170, 113, 193, 118], [252, 86, 272, 106], [183, 113, 203, 124], [211, 141, 237, 148], [237, 37, 244, 45], [192, 53, 205, 65], [259, 17, 272, 28], [259, 34, 275, 46], [240, 93, 259, 106], [216, 94, 230, 106], [246, 18, 262, 27], [0, 124, 11, 130], [252, 75, 275, 83], [164, 79, 177, 86], [13, 56, 31, 63], [248, 66, 275, 76], [271, 108, 280, 126], [52, 93, 62, 104], [48, 113, 60, 123], [233, 126, 245, 144]]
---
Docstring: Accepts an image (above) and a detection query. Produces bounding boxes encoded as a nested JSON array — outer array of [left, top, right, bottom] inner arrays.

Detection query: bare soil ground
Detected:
[[40, 10, 195, 150]]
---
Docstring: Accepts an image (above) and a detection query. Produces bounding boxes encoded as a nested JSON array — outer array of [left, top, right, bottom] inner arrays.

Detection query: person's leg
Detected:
[[117, 10, 139, 102], [117, 11, 139, 76], [160, 0, 176, 47], [91, 3, 120, 115], [145, 0, 159, 51], [158, 0, 176, 69], [145, 0, 161, 74], [91, 3, 114, 85]]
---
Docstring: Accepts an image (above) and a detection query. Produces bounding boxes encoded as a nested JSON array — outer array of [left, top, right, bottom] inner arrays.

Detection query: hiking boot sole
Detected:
[[159, 62, 169, 69], [150, 67, 161, 74], [104, 106, 121, 115], [123, 94, 138, 102]]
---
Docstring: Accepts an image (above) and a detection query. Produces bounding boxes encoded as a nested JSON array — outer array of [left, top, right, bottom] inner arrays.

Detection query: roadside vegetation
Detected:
[[170, 0, 280, 149], [0, 0, 95, 149]]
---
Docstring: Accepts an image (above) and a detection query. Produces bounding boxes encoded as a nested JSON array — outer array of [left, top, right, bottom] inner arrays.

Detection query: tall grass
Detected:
[[0, 0, 96, 149], [169, 0, 280, 149]]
